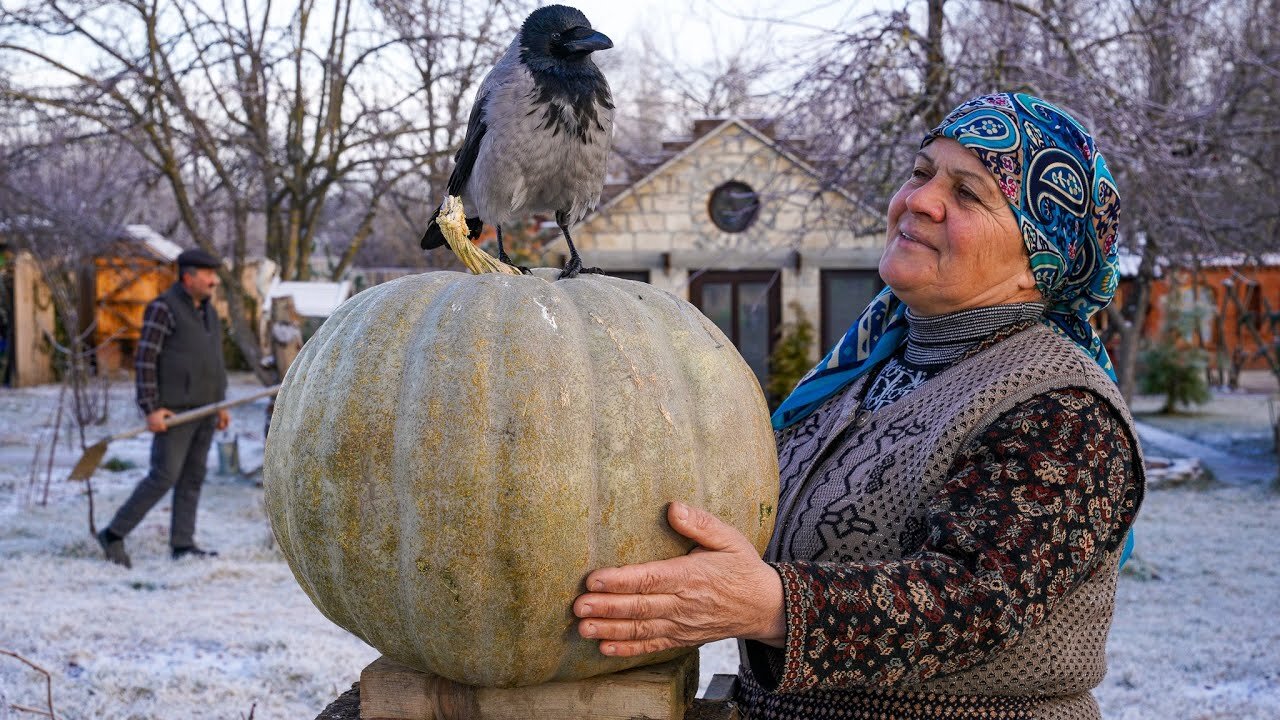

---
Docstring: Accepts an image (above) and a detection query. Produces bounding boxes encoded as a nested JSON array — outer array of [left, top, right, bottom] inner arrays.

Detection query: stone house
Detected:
[[575, 118, 884, 387]]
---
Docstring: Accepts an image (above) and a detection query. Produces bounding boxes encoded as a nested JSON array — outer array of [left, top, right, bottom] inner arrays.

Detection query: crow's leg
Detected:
[[495, 225, 532, 274], [556, 212, 603, 280], [496, 225, 511, 265]]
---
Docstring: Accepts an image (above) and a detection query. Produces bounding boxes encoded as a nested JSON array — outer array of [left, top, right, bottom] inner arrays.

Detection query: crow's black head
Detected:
[[519, 5, 613, 74]]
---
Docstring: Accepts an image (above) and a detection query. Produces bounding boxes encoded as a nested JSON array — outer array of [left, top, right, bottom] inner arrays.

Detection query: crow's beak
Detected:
[[561, 29, 613, 54]]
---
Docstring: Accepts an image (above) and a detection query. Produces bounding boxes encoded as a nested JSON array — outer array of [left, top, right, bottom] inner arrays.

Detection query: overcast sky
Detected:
[[567, 0, 868, 67]]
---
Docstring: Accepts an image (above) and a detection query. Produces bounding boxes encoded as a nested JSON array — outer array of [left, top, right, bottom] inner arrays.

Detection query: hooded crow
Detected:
[[419, 4, 614, 279]]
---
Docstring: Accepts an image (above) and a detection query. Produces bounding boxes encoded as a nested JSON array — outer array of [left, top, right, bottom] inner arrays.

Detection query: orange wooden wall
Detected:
[[92, 256, 175, 371], [1109, 264, 1280, 372]]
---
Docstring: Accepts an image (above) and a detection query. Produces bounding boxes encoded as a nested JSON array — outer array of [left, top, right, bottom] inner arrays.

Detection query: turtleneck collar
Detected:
[[902, 302, 1046, 368]]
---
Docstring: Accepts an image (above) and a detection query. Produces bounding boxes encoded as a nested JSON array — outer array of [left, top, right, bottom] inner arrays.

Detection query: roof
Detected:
[[584, 117, 878, 224], [266, 279, 352, 318], [122, 224, 184, 262], [1197, 253, 1280, 267], [1115, 249, 1280, 278]]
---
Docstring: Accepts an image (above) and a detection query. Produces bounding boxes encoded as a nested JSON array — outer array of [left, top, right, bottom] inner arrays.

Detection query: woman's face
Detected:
[[879, 138, 1040, 316]]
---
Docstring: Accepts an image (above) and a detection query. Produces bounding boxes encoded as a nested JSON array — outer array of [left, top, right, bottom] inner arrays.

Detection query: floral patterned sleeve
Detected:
[[754, 388, 1141, 693]]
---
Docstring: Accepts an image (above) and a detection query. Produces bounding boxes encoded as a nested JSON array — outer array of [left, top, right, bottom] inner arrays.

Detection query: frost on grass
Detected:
[[1, 374, 1278, 718]]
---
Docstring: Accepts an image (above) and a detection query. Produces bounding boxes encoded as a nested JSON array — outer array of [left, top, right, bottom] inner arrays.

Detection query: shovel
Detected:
[[68, 384, 281, 482]]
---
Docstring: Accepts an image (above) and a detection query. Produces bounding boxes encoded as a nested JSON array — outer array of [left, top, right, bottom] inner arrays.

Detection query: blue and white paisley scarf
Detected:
[[772, 92, 1122, 431]]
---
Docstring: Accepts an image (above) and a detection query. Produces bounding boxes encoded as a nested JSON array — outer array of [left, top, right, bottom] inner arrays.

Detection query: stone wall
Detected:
[[575, 121, 882, 358]]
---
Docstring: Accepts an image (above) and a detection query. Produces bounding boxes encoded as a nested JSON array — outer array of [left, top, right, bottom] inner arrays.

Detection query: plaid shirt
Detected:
[[134, 297, 176, 415]]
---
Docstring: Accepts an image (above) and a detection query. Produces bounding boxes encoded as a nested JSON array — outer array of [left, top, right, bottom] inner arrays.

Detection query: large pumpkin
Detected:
[[263, 269, 778, 688]]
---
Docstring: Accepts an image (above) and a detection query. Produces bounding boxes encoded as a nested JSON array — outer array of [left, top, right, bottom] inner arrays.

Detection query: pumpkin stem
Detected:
[[436, 197, 525, 276]]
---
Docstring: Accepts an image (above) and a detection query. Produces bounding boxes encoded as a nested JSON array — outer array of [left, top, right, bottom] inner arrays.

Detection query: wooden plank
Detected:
[[360, 652, 698, 720], [12, 252, 56, 387]]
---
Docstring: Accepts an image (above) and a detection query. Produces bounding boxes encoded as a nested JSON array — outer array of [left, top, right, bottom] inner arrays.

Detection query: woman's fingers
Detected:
[[597, 637, 683, 657], [577, 616, 681, 642], [666, 502, 747, 553], [575, 590, 677, 620]]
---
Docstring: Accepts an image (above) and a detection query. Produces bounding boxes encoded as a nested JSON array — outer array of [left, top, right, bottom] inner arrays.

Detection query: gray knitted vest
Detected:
[[762, 323, 1144, 720]]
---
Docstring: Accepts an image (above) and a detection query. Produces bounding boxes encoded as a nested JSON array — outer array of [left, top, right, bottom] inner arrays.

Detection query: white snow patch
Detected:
[[265, 280, 352, 318]]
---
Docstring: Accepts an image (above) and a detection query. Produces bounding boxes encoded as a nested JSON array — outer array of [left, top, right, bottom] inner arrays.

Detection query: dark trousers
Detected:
[[107, 415, 216, 548]]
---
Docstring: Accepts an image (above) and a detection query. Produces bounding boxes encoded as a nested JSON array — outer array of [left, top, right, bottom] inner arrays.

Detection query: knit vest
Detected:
[[156, 283, 227, 410], [745, 323, 1145, 720]]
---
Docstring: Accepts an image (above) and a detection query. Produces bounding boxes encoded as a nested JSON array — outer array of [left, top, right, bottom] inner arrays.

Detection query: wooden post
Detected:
[[12, 251, 56, 387], [269, 295, 304, 380], [359, 653, 699, 720]]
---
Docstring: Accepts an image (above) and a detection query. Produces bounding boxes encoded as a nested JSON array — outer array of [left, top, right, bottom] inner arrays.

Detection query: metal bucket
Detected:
[[216, 433, 240, 476]]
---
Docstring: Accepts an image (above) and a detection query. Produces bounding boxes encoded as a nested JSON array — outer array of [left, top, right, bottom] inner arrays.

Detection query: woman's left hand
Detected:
[[573, 501, 785, 658]]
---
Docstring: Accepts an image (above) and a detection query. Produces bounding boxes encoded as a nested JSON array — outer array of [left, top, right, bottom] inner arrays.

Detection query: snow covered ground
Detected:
[[1, 373, 1277, 719]]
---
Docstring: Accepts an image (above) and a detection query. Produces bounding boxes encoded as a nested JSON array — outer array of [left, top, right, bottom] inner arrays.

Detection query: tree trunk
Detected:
[[221, 272, 274, 385], [1113, 239, 1159, 403], [923, 0, 949, 129]]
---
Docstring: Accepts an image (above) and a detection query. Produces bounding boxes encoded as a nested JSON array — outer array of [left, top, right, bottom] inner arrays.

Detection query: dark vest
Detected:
[[155, 283, 227, 410]]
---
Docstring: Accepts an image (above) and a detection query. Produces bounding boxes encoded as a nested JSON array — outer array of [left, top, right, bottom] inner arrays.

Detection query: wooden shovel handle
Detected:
[[111, 384, 281, 442]]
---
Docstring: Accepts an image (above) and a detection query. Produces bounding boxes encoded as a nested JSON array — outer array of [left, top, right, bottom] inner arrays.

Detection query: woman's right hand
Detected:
[[572, 502, 786, 658]]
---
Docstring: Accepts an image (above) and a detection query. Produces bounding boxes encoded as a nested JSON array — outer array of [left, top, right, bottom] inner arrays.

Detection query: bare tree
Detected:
[[0, 0, 520, 369], [601, 7, 786, 186], [0, 129, 144, 523], [773, 0, 1280, 399]]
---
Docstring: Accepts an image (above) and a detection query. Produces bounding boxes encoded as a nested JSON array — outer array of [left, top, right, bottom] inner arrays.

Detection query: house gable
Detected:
[[577, 118, 880, 265]]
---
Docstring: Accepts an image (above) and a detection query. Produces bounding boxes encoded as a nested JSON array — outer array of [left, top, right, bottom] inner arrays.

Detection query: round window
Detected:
[[707, 181, 760, 233]]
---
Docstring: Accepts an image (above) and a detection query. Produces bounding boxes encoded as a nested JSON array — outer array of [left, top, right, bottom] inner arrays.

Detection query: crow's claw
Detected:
[[558, 254, 583, 279], [558, 253, 604, 279]]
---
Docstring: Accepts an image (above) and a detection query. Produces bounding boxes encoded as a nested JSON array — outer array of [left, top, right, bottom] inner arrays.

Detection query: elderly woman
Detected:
[[573, 93, 1144, 719]]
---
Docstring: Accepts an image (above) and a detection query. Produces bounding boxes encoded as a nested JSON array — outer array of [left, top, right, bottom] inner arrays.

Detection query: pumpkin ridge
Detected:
[[635, 285, 705, 529], [390, 275, 471, 673], [309, 282, 408, 642], [542, 277, 605, 684], [268, 281, 390, 636], [433, 275, 505, 681], [489, 276, 551, 682]]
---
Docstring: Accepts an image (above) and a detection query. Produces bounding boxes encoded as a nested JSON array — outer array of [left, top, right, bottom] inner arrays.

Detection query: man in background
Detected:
[[97, 248, 230, 568]]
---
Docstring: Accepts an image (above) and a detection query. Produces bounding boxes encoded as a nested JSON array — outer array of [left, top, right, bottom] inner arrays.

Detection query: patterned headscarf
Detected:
[[772, 92, 1122, 430]]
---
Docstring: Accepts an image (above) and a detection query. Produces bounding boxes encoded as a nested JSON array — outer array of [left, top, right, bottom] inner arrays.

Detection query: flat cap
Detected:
[[176, 248, 222, 269]]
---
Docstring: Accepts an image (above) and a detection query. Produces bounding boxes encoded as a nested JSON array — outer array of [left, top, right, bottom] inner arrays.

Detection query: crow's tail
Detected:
[[420, 207, 485, 250]]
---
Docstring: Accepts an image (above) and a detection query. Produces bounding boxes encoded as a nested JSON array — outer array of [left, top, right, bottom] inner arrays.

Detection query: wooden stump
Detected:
[[359, 653, 700, 720]]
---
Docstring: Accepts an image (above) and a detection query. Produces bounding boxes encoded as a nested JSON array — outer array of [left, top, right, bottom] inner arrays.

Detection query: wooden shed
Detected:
[[83, 224, 183, 373]]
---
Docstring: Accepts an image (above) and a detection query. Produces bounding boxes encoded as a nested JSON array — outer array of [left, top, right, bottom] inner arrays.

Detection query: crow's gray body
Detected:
[[462, 41, 614, 229], [419, 4, 614, 277]]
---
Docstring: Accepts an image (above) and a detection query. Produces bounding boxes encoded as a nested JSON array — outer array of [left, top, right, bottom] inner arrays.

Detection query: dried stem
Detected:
[[0, 649, 58, 720], [436, 197, 523, 276], [42, 382, 67, 507]]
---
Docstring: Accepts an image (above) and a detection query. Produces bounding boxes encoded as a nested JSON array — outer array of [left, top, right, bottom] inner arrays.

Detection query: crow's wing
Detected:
[[446, 92, 489, 197]]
